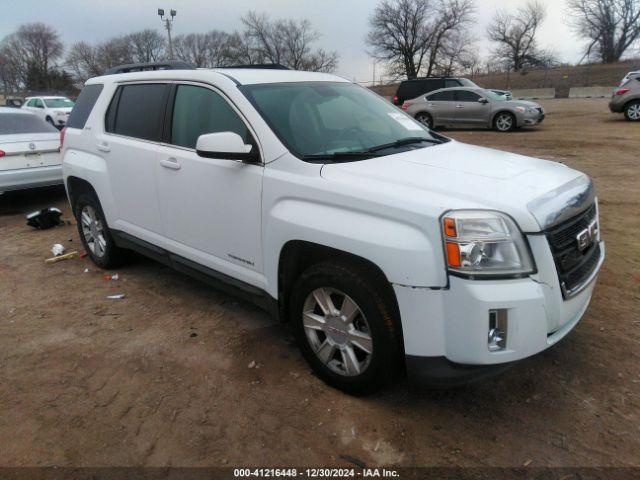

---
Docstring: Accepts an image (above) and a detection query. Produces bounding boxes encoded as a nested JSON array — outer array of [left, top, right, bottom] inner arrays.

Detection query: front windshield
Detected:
[[241, 82, 446, 159], [484, 90, 507, 101], [44, 98, 74, 108]]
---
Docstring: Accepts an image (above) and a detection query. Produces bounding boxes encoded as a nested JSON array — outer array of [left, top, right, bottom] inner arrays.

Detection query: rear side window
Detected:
[[428, 91, 455, 101], [67, 84, 103, 129], [106, 84, 168, 141], [445, 79, 461, 88], [0, 113, 58, 134], [170, 85, 250, 149]]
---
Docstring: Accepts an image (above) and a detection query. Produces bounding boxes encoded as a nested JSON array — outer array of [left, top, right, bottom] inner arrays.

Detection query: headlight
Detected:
[[55, 110, 65, 116], [442, 210, 535, 277]]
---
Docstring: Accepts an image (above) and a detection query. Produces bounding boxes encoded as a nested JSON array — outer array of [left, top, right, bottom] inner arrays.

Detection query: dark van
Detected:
[[393, 77, 479, 105]]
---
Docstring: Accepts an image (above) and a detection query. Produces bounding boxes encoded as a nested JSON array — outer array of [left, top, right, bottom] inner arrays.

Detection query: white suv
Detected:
[[62, 63, 605, 394], [22, 96, 75, 128]]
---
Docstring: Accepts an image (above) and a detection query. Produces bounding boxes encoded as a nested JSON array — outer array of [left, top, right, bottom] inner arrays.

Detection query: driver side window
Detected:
[[170, 85, 251, 149]]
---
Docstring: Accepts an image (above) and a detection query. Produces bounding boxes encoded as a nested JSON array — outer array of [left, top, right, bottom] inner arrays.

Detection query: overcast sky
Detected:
[[1, 0, 586, 82]]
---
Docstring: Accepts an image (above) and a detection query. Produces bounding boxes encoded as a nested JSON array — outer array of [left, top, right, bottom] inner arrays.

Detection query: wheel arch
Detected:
[[277, 240, 401, 327], [66, 176, 98, 216]]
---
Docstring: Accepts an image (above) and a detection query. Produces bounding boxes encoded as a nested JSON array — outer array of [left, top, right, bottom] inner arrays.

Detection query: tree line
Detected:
[[0, 11, 338, 93], [367, 0, 640, 80]]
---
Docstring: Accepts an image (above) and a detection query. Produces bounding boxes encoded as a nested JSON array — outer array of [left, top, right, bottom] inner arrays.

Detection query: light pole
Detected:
[[158, 8, 176, 59]]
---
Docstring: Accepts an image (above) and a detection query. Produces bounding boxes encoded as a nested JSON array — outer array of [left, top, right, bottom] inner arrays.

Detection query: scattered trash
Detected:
[[248, 360, 257, 369], [51, 244, 66, 256], [26, 207, 63, 230], [44, 251, 78, 263], [106, 294, 125, 300], [80, 251, 88, 258], [83, 268, 90, 273], [103, 274, 119, 281], [523, 459, 533, 467], [190, 332, 198, 338]]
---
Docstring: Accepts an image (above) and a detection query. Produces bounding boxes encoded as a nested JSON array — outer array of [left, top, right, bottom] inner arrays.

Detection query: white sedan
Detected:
[[22, 96, 75, 128], [0, 108, 62, 194]]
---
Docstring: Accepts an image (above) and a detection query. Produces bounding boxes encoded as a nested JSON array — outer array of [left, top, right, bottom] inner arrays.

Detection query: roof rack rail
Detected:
[[105, 60, 195, 75], [218, 63, 290, 70]]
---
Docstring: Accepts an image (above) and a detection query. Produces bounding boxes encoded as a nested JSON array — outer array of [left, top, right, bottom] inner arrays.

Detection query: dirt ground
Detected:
[[0, 99, 639, 468]]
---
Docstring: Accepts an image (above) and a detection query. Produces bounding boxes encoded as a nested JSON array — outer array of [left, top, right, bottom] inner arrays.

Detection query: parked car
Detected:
[[22, 96, 75, 128], [609, 77, 640, 122], [0, 108, 62, 194], [393, 77, 510, 106], [4, 98, 24, 108], [63, 62, 604, 394], [403, 87, 545, 131], [619, 70, 640, 86]]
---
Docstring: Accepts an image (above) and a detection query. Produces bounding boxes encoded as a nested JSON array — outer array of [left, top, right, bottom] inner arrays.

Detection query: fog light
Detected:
[[488, 309, 508, 352]]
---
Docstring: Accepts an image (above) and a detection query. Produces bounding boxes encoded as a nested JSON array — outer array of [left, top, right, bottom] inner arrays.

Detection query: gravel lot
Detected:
[[0, 98, 638, 468]]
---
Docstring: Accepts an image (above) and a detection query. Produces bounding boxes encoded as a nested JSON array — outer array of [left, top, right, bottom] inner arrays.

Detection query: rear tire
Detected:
[[75, 192, 128, 269], [290, 261, 402, 395], [415, 112, 433, 129], [493, 112, 516, 132], [624, 101, 640, 121]]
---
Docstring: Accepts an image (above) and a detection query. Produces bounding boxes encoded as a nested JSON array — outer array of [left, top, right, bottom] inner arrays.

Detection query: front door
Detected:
[[156, 83, 264, 286], [453, 90, 489, 125], [425, 90, 457, 124]]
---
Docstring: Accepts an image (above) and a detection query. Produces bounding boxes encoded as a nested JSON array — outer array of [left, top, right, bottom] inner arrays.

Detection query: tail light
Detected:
[[60, 127, 67, 150], [615, 88, 630, 96], [393, 95, 399, 105], [401, 102, 411, 111], [0, 150, 5, 158]]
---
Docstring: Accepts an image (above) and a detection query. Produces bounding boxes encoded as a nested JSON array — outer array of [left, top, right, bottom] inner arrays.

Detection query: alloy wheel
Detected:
[[302, 287, 373, 377], [627, 103, 640, 121], [496, 113, 514, 131], [80, 205, 107, 257], [416, 113, 432, 129]]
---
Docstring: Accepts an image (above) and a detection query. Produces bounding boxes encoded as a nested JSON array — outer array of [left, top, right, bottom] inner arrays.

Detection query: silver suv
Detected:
[[609, 78, 640, 122], [403, 87, 545, 132]]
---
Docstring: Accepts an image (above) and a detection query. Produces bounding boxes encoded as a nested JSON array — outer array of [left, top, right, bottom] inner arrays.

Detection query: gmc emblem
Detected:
[[576, 219, 598, 251]]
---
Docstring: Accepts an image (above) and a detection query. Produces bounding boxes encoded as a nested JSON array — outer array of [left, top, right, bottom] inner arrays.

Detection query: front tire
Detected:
[[46, 116, 55, 126], [75, 192, 128, 269], [493, 112, 516, 132], [290, 261, 401, 395], [624, 101, 640, 121]]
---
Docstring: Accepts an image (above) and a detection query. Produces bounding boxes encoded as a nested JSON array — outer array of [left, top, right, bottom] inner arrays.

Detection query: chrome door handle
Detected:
[[97, 142, 110, 152], [160, 158, 181, 170], [455, 105, 464, 109]]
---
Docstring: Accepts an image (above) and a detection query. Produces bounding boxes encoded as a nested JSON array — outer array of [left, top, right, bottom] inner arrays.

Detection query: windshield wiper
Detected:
[[367, 137, 443, 153], [302, 151, 380, 161]]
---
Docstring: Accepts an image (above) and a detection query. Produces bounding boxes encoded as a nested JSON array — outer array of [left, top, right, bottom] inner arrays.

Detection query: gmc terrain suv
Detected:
[[62, 62, 605, 394]]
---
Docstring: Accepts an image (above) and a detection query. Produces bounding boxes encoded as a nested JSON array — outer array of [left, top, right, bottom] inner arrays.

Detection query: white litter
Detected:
[[106, 294, 126, 300], [84, 268, 90, 273], [51, 244, 65, 256]]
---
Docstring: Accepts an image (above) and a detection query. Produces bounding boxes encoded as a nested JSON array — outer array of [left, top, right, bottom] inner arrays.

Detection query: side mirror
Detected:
[[478, 98, 489, 104], [196, 132, 259, 163]]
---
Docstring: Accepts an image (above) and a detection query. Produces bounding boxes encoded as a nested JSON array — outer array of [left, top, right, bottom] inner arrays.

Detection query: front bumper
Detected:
[[395, 236, 605, 384], [0, 165, 63, 193]]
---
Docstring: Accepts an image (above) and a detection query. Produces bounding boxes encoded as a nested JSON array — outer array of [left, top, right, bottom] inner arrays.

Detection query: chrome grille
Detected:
[[545, 203, 600, 298]]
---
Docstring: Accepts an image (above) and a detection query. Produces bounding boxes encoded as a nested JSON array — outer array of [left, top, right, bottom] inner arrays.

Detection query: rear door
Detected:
[[97, 83, 168, 238], [453, 90, 488, 125], [426, 90, 456, 123]]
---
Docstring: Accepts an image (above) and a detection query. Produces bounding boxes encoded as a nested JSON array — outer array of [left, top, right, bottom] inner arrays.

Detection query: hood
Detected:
[[505, 100, 541, 109], [320, 140, 587, 232]]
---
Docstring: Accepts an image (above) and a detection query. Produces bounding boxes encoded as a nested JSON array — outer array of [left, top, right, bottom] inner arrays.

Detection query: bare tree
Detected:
[[0, 23, 64, 91], [567, 0, 640, 63], [487, 1, 547, 71], [367, 0, 475, 80], [239, 12, 338, 71], [126, 29, 166, 63]]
